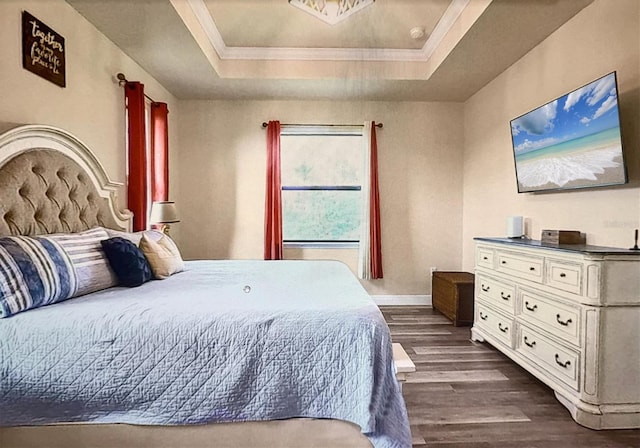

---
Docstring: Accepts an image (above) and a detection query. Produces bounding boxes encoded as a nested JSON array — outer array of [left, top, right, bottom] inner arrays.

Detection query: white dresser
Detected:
[[471, 237, 640, 429]]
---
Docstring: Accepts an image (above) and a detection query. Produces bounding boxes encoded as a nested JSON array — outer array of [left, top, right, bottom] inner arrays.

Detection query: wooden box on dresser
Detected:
[[471, 237, 640, 430]]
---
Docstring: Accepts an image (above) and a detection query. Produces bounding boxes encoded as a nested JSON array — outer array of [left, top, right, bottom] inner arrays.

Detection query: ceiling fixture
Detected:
[[409, 27, 426, 40], [288, 0, 375, 25]]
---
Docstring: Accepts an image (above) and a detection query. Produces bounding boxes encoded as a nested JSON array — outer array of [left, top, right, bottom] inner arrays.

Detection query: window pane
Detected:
[[283, 190, 361, 241], [281, 135, 362, 186]]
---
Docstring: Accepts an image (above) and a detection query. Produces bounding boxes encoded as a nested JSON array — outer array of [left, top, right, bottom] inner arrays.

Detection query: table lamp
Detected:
[[149, 201, 179, 235]]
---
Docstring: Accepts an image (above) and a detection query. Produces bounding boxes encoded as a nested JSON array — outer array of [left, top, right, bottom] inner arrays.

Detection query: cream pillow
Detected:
[[139, 234, 184, 279], [105, 228, 164, 246]]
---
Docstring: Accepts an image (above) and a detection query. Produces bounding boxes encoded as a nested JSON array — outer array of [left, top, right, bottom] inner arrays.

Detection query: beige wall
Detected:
[[4, 0, 637, 297], [176, 100, 464, 295], [0, 0, 179, 213], [461, 0, 640, 270]]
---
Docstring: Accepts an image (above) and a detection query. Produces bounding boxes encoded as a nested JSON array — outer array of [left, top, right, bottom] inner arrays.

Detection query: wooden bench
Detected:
[[392, 343, 415, 390]]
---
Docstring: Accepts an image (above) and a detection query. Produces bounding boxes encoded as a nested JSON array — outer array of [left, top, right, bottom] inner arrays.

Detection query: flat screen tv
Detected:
[[510, 72, 627, 193]]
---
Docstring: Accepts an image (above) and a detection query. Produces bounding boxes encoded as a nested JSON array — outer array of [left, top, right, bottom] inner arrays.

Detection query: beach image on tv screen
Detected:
[[510, 72, 626, 192]]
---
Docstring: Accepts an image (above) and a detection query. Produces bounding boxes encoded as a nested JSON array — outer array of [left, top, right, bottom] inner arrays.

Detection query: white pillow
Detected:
[[139, 233, 184, 280]]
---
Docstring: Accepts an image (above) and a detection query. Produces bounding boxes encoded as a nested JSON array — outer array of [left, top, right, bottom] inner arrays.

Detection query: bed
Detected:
[[0, 125, 411, 448]]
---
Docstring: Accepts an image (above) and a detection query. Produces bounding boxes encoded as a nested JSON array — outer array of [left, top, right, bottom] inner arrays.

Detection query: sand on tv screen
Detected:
[[510, 72, 627, 193]]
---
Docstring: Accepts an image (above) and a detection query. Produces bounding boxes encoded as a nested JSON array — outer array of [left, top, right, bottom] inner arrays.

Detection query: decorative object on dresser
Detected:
[[541, 229, 586, 246], [471, 237, 640, 430], [506, 216, 524, 238], [432, 271, 475, 326]]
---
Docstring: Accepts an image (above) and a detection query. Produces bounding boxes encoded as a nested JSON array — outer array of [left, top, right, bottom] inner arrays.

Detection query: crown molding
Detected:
[[223, 46, 427, 62], [186, 0, 470, 63], [422, 0, 470, 61], [189, 0, 226, 55]]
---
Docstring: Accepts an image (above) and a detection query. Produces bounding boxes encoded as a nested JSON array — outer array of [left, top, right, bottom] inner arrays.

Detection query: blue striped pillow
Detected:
[[0, 236, 77, 318], [43, 227, 118, 297]]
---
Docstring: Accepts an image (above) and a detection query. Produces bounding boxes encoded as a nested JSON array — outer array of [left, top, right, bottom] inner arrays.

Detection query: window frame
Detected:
[[280, 125, 364, 249]]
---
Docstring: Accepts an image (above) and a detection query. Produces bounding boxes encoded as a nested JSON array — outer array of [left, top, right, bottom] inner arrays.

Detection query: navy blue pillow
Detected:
[[101, 237, 152, 287]]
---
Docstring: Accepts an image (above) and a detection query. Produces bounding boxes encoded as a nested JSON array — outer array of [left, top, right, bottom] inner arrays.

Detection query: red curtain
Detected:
[[264, 121, 283, 260], [151, 102, 169, 202], [369, 121, 383, 278], [125, 82, 147, 231]]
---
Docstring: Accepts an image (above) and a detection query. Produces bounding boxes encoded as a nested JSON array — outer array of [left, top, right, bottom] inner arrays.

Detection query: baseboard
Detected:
[[372, 295, 432, 306]]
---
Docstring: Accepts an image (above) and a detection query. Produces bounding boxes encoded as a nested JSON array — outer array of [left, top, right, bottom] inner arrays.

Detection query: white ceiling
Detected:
[[65, 0, 595, 101]]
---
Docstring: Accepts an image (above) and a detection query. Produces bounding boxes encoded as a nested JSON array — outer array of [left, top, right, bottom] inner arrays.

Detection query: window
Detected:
[[280, 126, 364, 247]]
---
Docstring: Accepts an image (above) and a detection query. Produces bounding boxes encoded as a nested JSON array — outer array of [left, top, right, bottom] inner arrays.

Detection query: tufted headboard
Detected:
[[0, 125, 132, 236]]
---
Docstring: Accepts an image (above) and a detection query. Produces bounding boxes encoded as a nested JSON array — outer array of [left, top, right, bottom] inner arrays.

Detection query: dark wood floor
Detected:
[[380, 306, 640, 448]]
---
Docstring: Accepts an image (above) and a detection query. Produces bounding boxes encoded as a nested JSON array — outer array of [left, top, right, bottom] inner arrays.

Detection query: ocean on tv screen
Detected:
[[510, 72, 626, 192]]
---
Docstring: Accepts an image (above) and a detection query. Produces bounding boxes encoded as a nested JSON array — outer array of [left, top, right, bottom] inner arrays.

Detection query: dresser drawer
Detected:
[[476, 302, 514, 347], [546, 259, 583, 295], [476, 275, 516, 315], [496, 250, 544, 282], [477, 247, 494, 269], [517, 325, 579, 391], [518, 289, 581, 346]]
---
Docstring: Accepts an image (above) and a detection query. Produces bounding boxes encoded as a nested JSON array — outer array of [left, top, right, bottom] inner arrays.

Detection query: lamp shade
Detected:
[[149, 201, 179, 224]]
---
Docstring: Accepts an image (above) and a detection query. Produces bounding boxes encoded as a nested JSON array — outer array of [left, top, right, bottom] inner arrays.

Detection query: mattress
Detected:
[[0, 260, 411, 447]]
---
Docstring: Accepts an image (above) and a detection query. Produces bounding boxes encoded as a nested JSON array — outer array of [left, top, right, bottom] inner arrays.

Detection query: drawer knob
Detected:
[[529, 266, 536, 271], [483, 256, 488, 260], [556, 314, 572, 326], [498, 323, 509, 333], [500, 292, 511, 301], [479, 312, 488, 321], [525, 301, 538, 312], [501, 260, 507, 264], [555, 354, 571, 368], [481, 285, 490, 292], [524, 336, 536, 348], [559, 272, 567, 278]]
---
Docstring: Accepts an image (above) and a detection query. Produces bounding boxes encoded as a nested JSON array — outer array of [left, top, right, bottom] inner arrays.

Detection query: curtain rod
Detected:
[[116, 73, 156, 103], [261, 122, 383, 129]]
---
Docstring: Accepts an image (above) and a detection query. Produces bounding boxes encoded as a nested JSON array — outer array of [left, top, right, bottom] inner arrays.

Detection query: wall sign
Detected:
[[22, 11, 66, 88]]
